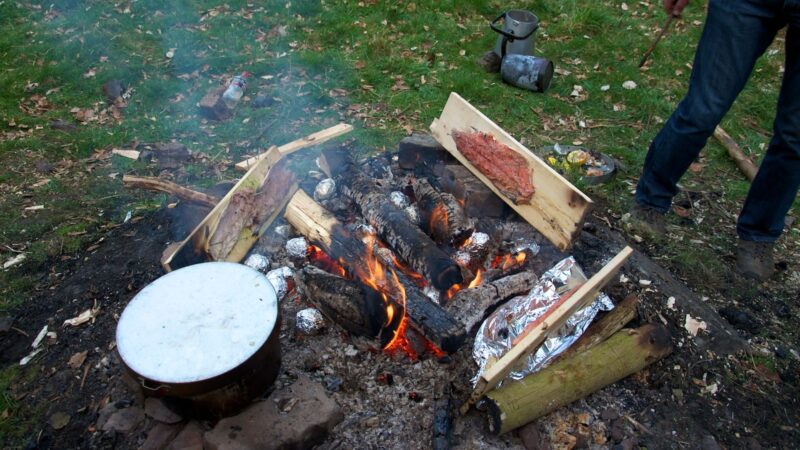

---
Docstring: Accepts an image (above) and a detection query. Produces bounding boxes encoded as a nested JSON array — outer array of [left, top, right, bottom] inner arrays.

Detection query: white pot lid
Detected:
[[116, 262, 278, 384]]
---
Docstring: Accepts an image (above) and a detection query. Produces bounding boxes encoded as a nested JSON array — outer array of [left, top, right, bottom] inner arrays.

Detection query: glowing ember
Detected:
[[444, 269, 483, 300], [307, 244, 348, 277], [491, 251, 527, 271], [468, 269, 483, 288], [428, 203, 449, 238]]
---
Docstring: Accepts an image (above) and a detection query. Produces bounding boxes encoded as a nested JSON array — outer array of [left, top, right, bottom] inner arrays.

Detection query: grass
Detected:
[[0, 0, 797, 444]]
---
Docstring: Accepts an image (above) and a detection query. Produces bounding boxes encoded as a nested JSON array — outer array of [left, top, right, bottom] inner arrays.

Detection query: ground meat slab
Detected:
[[451, 129, 534, 204]]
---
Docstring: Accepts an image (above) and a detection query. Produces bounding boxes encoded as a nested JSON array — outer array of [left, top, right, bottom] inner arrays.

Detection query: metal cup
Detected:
[[500, 54, 554, 93]]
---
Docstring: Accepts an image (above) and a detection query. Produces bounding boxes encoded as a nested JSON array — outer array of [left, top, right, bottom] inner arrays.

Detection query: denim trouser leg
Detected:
[[738, 12, 800, 242], [636, 0, 782, 214]]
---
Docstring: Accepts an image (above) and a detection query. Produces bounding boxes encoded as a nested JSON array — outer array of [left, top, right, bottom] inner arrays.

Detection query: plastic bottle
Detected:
[[221, 72, 249, 109]]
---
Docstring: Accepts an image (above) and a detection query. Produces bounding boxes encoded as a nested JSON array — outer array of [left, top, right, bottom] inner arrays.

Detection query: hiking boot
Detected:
[[736, 239, 775, 281], [627, 203, 667, 237]]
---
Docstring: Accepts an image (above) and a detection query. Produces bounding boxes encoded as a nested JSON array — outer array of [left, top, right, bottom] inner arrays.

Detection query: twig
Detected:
[[80, 363, 90, 391], [639, 13, 678, 68], [11, 327, 29, 337]]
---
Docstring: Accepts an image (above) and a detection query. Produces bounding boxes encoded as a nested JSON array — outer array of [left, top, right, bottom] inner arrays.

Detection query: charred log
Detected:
[[413, 178, 471, 244], [321, 147, 462, 291], [445, 271, 538, 334]]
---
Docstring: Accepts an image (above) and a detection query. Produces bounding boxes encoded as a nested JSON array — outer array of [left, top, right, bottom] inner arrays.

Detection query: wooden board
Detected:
[[235, 123, 354, 172], [430, 93, 592, 250], [461, 245, 633, 414]]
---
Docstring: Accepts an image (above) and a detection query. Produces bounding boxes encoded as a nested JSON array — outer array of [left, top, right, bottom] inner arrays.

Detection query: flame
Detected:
[[491, 251, 527, 271], [429, 203, 449, 237], [307, 245, 348, 277], [444, 269, 483, 300], [468, 269, 483, 288]]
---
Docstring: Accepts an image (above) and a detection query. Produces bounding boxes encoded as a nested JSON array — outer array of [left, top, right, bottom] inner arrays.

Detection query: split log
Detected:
[[122, 175, 219, 208], [413, 178, 471, 243], [554, 294, 639, 362], [285, 190, 466, 352], [481, 323, 673, 435], [321, 147, 463, 291], [463, 246, 633, 413], [713, 126, 758, 182], [445, 271, 539, 334], [297, 265, 393, 340]]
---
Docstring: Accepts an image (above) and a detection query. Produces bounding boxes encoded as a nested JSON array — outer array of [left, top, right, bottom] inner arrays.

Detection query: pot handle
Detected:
[[140, 378, 169, 392], [490, 12, 538, 58]]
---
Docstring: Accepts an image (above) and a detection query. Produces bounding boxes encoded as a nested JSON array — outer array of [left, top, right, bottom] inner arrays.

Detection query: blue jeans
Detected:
[[636, 0, 800, 242]]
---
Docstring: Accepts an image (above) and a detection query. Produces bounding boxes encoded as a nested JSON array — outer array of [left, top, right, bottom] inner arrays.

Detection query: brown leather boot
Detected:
[[736, 239, 775, 281], [628, 203, 667, 238]]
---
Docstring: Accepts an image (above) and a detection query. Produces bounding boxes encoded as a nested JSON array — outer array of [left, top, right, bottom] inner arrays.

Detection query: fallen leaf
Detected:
[[685, 314, 708, 337], [688, 162, 705, 173], [63, 301, 100, 327], [673, 205, 691, 217], [83, 68, 97, 78], [68, 350, 88, 370], [49, 412, 70, 430], [622, 80, 637, 90], [3, 253, 26, 269]]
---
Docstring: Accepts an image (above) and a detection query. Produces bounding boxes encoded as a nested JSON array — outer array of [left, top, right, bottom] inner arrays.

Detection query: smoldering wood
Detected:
[[321, 147, 463, 291], [298, 265, 389, 339], [445, 271, 539, 334], [440, 164, 507, 218], [284, 190, 466, 352], [122, 175, 219, 208], [413, 178, 471, 243], [482, 324, 673, 435]]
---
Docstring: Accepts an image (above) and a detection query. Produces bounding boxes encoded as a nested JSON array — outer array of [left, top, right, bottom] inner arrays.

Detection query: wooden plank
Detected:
[[461, 245, 633, 414], [429, 93, 592, 251], [235, 123, 354, 172]]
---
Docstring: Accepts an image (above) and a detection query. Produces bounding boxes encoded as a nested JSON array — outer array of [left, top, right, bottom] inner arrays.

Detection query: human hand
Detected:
[[663, 0, 689, 16]]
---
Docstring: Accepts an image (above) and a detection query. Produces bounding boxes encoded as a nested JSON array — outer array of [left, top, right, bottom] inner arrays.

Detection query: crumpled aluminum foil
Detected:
[[314, 178, 336, 201], [472, 257, 613, 385], [389, 191, 410, 209], [266, 266, 294, 300], [452, 250, 471, 267], [513, 239, 541, 257], [296, 308, 326, 335], [244, 254, 271, 273], [274, 224, 292, 238], [465, 232, 490, 252], [286, 237, 308, 259]]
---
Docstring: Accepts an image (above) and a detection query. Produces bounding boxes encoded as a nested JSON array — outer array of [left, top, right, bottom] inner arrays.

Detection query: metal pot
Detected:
[[491, 10, 540, 58], [117, 262, 281, 418]]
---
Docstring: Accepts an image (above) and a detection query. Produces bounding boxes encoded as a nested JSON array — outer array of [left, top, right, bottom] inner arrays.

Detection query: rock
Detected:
[[145, 398, 183, 424], [477, 50, 502, 73], [398, 133, 448, 170], [701, 434, 721, 450], [518, 422, 551, 450], [101, 406, 145, 434], [600, 408, 619, 421], [35, 160, 54, 174], [49, 412, 70, 430], [141, 422, 183, 450], [167, 421, 204, 450], [95, 402, 122, 430], [251, 94, 276, 108], [203, 375, 343, 450], [719, 306, 759, 333], [102, 79, 124, 103]]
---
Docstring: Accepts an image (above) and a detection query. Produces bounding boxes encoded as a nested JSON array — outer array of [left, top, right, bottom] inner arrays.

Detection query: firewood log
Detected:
[[412, 178, 471, 243]]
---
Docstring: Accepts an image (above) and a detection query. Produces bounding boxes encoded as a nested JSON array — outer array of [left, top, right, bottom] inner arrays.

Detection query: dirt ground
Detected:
[[1, 170, 799, 449]]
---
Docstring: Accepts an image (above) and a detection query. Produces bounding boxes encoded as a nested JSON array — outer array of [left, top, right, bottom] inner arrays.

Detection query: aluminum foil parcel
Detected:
[[472, 257, 613, 385]]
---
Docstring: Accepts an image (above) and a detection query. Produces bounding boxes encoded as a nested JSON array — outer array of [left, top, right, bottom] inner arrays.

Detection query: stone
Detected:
[[518, 422, 551, 450], [95, 402, 122, 430], [101, 406, 145, 434], [398, 133, 449, 170], [203, 375, 343, 450], [145, 398, 183, 424], [440, 165, 507, 218], [167, 421, 204, 450], [141, 422, 183, 450]]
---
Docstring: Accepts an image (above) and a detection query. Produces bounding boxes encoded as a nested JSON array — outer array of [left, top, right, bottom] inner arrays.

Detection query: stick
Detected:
[[235, 123, 354, 171], [482, 324, 672, 434], [461, 246, 634, 414], [638, 13, 677, 68], [553, 294, 639, 362], [123, 175, 219, 208], [713, 126, 758, 181]]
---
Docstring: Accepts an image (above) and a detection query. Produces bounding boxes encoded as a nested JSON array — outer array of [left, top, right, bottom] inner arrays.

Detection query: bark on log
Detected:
[[482, 323, 672, 435], [321, 147, 463, 291], [554, 294, 639, 362], [413, 178, 471, 243], [297, 265, 392, 340], [285, 190, 466, 352], [445, 271, 539, 334], [123, 175, 219, 208], [713, 126, 758, 181]]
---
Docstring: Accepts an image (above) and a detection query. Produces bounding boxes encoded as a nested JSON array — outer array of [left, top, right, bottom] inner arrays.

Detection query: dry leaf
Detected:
[[689, 162, 705, 173], [68, 350, 88, 369], [83, 68, 97, 78], [673, 205, 691, 217], [63, 301, 100, 327], [684, 314, 707, 336]]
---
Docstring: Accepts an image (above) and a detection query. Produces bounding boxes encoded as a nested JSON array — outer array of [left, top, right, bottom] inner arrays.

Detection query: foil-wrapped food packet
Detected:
[[267, 266, 294, 301], [472, 257, 613, 385], [296, 308, 326, 335]]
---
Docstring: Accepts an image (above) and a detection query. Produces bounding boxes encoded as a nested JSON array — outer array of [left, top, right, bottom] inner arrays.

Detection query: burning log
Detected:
[[412, 178, 471, 243], [284, 190, 465, 352], [481, 324, 673, 435], [320, 147, 463, 291], [297, 265, 395, 341], [122, 175, 219, 208], [445, 271, 539, 334]]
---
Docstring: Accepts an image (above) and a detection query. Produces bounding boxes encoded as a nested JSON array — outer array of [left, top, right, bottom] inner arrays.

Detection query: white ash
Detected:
[[274, 224, 292, 238], [266, 266, 294, 300], [286, 237, 308, 259], [464, 232, 490, 252], [314, 178, 336, 201], [453, 250, 471, 267], [308, 170, 325, 180], [389, 191, 409, 209], [423, 286, 441, 305], [244, 254, 271, 273], [350, 223, 377, 238], [404, 205, 420, 225], [296, 308, 326, 335]]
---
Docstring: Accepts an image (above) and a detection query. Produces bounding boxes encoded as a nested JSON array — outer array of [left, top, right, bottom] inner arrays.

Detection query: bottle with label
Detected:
[[221, 72, 249, 109]]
